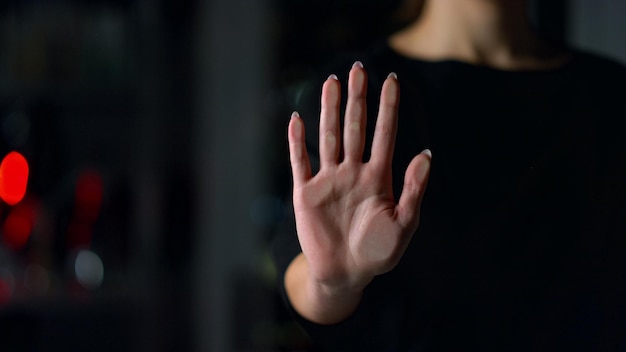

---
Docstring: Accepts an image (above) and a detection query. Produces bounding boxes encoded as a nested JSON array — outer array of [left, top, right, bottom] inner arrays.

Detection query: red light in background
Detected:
[[0, 280, 11, 305], [0, 152, 29, 206], [74, 170, 103, 223], [66, 169, 103, 249], [2, 201, 37, 251]]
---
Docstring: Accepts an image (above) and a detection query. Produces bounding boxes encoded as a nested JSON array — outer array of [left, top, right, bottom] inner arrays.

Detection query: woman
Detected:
[[273, 1, 626, 350]]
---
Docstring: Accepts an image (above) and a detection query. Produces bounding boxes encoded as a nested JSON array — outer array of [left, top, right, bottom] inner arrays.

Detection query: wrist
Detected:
[[306, 272, 369, 303], [306, 275, 365, 307], [285, 253, 368, 324]]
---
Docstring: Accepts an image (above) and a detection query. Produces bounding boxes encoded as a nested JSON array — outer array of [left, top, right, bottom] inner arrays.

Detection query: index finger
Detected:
[[369, 72, 400, 168]]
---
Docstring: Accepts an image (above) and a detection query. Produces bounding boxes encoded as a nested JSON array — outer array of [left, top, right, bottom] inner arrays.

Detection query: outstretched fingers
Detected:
[[288, 112, 312, 187], [396, 150, 432, 232]]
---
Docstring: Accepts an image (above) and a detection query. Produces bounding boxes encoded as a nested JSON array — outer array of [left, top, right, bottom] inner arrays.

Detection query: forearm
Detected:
[[284, 253, 364, 325]]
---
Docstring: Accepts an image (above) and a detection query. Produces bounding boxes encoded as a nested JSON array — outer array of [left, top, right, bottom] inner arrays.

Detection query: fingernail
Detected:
[[352, 61, 364, 69], [291, 111, 300, 119], [421, 149, 432, 159], [388, 72, 398, 79], [328, 74, 338, 80]]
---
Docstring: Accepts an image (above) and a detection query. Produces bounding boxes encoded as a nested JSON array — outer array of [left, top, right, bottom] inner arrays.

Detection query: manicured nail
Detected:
[[291, 111, 300, 119], [421, 149, 432, 159], [352, 61, 364, 69], [328, 74, 338, 80], [388, 72, 398, 79]]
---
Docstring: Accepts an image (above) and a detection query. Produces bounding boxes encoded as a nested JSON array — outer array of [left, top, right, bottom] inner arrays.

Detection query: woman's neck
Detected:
[[389, 0, 570, 70]]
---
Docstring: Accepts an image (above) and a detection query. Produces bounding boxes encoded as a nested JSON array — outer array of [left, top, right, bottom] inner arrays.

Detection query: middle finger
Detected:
[[343, 61, 368, 163]]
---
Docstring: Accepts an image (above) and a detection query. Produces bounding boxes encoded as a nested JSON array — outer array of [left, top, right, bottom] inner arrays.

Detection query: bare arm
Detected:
[[285, 62, 431, 325]]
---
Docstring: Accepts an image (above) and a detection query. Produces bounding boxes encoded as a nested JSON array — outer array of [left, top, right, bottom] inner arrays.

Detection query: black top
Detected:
[[272, 43, 626, 352]]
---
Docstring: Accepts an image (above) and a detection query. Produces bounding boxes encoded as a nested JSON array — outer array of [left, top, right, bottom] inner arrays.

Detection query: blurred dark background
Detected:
[[0, 0, 622, 351]]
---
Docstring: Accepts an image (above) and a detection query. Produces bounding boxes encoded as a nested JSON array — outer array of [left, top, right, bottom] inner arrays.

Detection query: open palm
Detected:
[[288, 62, 431, 293]]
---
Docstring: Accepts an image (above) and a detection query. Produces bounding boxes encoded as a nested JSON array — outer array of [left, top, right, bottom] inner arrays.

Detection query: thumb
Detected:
[[396, 149, 432, 232]]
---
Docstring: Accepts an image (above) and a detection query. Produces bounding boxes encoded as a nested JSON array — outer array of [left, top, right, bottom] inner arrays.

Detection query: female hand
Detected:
[[286, 62, 431, 323]]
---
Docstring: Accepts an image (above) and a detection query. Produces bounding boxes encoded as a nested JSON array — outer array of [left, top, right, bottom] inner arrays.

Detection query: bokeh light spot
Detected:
[[74, 250, 104, 289], [0, 151, 29, 205], [2, 202, 36, 251]]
